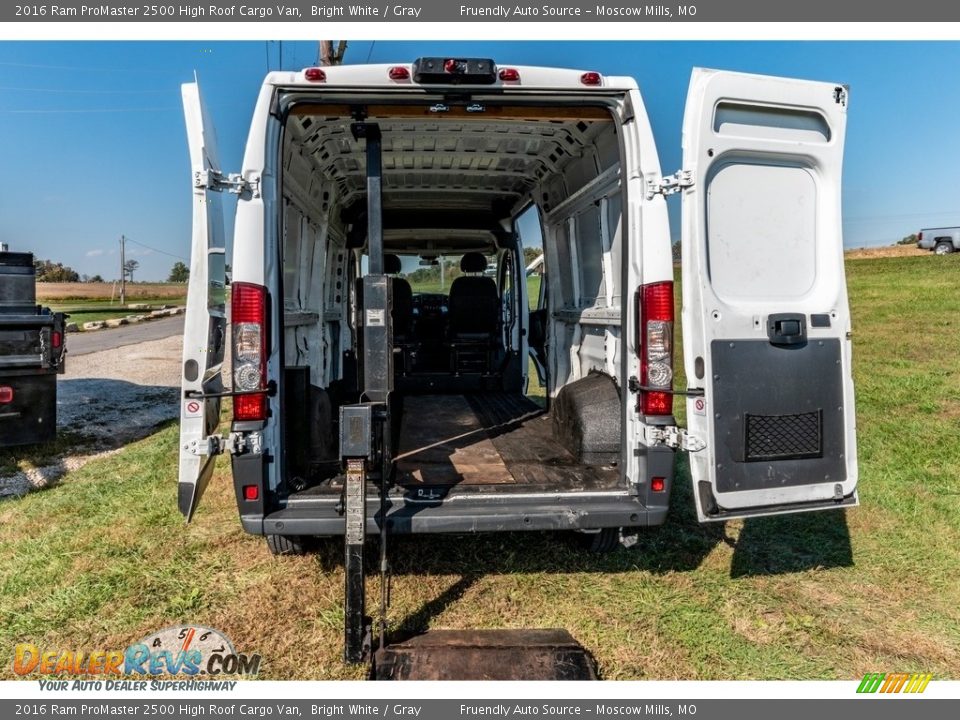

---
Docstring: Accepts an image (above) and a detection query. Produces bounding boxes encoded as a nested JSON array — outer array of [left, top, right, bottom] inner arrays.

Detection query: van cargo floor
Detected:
[[394, 394, 620, 491]]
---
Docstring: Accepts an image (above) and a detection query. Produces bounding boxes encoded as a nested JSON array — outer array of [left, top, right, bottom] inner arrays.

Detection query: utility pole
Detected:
[[319, 41, 347, 66], [119, 234, 126, 305]]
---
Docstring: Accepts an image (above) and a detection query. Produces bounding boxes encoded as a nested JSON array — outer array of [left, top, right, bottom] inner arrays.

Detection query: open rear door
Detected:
[[178, 81, 227, 521], [680, 68, 857, 522]]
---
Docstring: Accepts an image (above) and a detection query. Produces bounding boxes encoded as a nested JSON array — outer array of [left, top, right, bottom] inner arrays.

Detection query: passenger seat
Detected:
[[448, 252, 499, 374]]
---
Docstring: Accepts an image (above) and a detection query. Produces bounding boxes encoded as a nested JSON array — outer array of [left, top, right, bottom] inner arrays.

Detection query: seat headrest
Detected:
[[460, 252, 488, 273], [383, 253, 402, 275]]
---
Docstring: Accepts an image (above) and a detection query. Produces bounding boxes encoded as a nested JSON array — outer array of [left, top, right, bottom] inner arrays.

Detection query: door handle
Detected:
[[767, 313, 807, 346]]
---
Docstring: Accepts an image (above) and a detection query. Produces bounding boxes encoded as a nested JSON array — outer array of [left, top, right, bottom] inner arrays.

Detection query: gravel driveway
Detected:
[[1, 334, 185, 498]]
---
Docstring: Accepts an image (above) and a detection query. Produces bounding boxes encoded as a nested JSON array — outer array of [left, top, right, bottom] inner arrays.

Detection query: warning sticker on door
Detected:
[[184, 400, 202, 418], [692, 397, 706, 416], [365, 309, 385, 327]]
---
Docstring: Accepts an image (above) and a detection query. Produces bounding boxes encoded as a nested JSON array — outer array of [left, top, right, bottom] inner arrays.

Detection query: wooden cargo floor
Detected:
[[394, 394, 620, 491]]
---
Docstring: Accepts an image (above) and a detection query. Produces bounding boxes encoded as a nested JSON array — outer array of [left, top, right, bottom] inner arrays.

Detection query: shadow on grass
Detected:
[[729, 510, 854, 578]]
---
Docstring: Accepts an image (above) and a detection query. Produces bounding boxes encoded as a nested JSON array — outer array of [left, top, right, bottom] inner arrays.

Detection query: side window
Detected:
[[516, 205, 546, 310]]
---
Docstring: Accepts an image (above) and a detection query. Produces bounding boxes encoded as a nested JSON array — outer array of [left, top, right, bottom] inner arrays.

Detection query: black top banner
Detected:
[[2, 0, 954, 22]]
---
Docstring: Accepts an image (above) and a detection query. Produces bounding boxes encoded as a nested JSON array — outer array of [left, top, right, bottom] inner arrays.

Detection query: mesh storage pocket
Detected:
[[744, 410, 822, 461]]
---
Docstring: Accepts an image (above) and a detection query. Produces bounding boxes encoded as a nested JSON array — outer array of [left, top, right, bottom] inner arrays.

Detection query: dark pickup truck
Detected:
[[0, 247, 66, 448]]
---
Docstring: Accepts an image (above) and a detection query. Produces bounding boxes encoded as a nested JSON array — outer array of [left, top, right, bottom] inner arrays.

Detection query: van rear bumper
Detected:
[[241, 492, 666, 536]]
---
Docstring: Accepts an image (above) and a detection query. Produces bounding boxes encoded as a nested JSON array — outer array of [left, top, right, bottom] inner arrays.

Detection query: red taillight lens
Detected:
[[444, 58, 459, 73], [243, 485, 259, 501], [51, 331, 62, 349], [651, 477, 666, 492], [304, 67, 326, 82], [918, 231, 923, 242], [388, 66, 410, 80], [0, 386, 12, 404], [638, 281, 675, 416], [232, 282, 268, 422], [498, 68, 520, 82], [580, 72, 602, 86]]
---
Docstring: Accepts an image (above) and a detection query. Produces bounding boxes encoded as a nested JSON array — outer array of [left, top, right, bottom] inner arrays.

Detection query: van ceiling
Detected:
[[285, 106, 613, 216]]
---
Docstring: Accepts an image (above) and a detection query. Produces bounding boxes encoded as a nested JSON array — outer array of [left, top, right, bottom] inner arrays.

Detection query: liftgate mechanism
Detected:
[[336, 113, 599, 680], [339, 121, 393, 665]]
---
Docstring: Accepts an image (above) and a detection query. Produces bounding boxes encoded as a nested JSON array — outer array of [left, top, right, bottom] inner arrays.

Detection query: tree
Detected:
[[33, 259, 79, 282], [90, 274, 104, 283], [168, 261, 190, 283], [523, 247, 543, 269], [897, 233, 919, 246], [123, 259, 140, 282]]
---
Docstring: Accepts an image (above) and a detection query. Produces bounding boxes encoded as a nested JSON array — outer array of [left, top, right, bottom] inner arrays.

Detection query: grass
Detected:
[[2, 255, 960, 680], [47, 297, 187, 329]]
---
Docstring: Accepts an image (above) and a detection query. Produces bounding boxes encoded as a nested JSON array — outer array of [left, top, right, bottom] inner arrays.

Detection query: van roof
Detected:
[[263, 64, 638, 92]]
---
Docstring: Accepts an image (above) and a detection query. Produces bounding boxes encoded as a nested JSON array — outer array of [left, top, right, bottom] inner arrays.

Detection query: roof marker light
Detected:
[[388, 66, 410, 80], [304, 67, 327, 82], [580, 72, 602, 86], [498, 68, 520, 82]]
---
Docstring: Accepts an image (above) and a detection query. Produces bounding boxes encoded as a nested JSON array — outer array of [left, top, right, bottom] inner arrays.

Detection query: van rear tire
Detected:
[[580, 528, 621, 553], [266, 534, 307, 556], [935, 241, 953, 255]]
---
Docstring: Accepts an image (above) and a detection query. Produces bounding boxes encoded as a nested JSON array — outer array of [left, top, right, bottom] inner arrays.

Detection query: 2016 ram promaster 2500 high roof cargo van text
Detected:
[[177, 60, 859, 553]]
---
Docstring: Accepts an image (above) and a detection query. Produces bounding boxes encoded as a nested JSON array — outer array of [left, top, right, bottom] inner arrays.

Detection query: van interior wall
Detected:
[[533, 121, 623, 399]]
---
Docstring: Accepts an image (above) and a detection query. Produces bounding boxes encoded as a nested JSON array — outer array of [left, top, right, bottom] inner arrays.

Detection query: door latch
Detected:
[[645, 425, 706, 452], [646, 170, 694, 199]]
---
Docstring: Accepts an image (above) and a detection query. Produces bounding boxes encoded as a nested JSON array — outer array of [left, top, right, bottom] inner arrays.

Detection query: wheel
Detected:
[[266, 534, 307, 556], [935, 241, 953, 255], [580, 528, 621, 554]]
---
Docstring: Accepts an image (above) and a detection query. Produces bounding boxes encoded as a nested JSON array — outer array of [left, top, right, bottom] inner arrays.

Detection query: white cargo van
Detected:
[[178, 59, 859, 556]]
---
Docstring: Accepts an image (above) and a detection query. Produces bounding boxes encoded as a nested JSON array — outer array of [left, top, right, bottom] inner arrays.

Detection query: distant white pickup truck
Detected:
[[917, 227, 960, 254]]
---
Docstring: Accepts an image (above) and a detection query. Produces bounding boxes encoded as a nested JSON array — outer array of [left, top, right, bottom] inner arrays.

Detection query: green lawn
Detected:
[[1, 255, 959, 679], [49, 298, 185, 329]]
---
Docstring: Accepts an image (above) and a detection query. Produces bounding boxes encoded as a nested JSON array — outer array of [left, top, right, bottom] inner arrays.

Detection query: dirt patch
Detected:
[[0, 334, 183, 498], [844, 245, 928, 260]]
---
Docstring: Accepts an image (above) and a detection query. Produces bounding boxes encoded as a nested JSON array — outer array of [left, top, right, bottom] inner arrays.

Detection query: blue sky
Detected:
[[0, 40, 957, 281]]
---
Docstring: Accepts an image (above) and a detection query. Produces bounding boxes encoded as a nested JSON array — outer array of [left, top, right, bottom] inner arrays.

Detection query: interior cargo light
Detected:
[[304, 67, 327, 82], [651, 477, 666, 492], [498, 68, 520, 82], [638, 281, 675, 416], [0, 386, 12, 404], [232, 282, 268, 422], [388, 66, 410, 80], [580, 72, 602, 86], [242, 485, 259, 501]]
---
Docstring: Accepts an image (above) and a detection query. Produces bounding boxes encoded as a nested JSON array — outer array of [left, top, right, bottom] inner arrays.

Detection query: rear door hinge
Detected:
[[645, 425, 706, 452], [646, 170, 694, 199], [186, 432, 262, 457], [194, 170, 260, 198]]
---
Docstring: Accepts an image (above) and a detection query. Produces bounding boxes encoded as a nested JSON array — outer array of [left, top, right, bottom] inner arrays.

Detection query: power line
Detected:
[[124, 236, 189, 262], [0, 85, 172, 95], [365, 41, 376, 63]]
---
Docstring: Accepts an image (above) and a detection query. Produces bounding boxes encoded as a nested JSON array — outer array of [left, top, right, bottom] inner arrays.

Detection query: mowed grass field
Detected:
[[2, 256, 959, 680]]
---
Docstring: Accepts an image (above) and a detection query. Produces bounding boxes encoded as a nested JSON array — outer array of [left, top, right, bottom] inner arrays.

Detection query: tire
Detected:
[[266, 534, 307, 556], [935, 242, 953, 255], [580, 528, 621, 554]]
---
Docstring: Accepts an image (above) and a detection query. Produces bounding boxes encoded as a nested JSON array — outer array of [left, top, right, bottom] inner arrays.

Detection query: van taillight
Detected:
[[232, 282, 268, 422], [638, 281, 674, 416], [0, 387, 12, 404]]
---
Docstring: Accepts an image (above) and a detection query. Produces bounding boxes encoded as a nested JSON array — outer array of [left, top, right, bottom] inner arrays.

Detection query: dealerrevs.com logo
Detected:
[[13, 625, 261, 680]]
